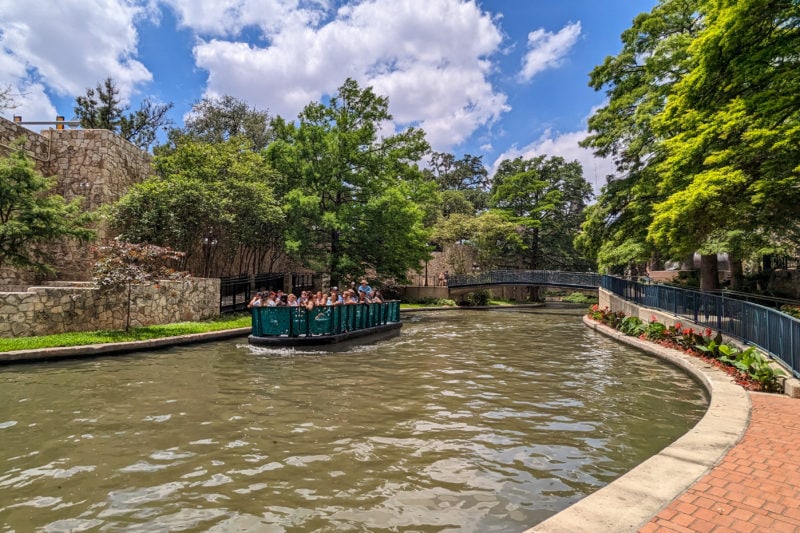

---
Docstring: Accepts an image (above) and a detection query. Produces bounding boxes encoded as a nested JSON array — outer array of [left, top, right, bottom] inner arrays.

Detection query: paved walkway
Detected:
[[641, 392, 800, 533]]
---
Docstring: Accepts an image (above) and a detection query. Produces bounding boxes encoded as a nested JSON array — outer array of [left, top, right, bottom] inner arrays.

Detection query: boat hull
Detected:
[[248, 321, 402, 349]]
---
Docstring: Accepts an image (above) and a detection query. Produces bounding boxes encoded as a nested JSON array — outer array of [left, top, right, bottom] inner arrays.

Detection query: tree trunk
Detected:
[[729, 256, 744, 290], [528, 228, 540, 301], [699, 254, 720, 292]]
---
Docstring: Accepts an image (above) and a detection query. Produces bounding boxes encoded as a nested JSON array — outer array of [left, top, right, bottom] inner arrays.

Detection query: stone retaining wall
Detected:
[[0, 278, 220, 338]]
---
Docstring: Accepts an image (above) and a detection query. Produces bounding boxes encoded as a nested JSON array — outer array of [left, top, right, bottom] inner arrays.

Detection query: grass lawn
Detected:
[[0, 314, 252, 353]]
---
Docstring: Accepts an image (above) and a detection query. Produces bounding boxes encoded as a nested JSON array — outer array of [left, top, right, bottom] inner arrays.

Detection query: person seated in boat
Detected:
[[327, 287, 344, 306], [247, 291, 263, 308], [296, 290, 308, 306], [371, 290, 383, 304], [358, 290, 372, 304], [358, 279, 373, 297], [263, 291, 278, 307], [313, 291, 327, 307], [275, 290, 287, 306], [287, 293, 299, 307], [344, 290, 359, 304]]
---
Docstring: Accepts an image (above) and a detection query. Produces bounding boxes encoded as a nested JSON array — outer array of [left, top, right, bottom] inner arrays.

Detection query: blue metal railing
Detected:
[[251, 301, 401, 337], [447, 270, 602, 289], [602, 276, 800, 378]]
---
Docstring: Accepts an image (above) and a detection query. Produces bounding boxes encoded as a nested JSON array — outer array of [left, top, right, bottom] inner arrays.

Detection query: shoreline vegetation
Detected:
[[0, 294, 597, 354]]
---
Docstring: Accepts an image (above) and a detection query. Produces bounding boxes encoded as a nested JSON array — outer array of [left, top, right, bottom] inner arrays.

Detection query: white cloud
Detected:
[[0, 0, 152, 119], [519, 21, 581, 82], [163, 0, 327, 38], [185, 0, 510, 150], [489, 128, 615, 195]]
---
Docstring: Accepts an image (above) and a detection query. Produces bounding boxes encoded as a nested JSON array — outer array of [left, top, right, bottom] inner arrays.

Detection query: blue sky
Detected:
[[0, 0, 656, 188]]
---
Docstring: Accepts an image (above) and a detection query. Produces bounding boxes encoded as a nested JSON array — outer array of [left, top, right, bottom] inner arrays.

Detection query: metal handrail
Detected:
[[602, 276, 800, 378], [447, 270, 602, 289]]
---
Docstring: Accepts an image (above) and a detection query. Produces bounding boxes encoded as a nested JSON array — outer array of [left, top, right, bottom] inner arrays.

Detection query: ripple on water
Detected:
[[0, 309, 707, 532]]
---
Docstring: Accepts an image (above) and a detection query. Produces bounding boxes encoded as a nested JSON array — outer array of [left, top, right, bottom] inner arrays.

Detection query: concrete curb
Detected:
[[0, 327, 252, 364], [526, 317, 751, 533]]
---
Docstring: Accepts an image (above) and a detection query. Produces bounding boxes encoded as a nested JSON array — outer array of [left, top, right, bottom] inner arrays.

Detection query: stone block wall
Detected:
[[0, 278, 220, 338], [0, 117, 153, 284]]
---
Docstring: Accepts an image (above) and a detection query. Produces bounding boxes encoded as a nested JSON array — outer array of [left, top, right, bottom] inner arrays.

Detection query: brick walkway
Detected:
[[641, 393, 800, 533]]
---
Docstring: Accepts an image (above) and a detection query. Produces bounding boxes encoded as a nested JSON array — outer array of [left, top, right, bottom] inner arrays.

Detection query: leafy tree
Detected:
[[579, 0, 702, 274], [425, 152, 490, 213], [266, 78, 434, 286], [74, 77, 173, 150], [648, 0, 800, 289], [165, 95, 272, 151], [108, 137, 284, 276], [0, 147, 94, 273], [92, 240, 187, 331], [472, 211, 525, 270], [491, 155, 592, 271]]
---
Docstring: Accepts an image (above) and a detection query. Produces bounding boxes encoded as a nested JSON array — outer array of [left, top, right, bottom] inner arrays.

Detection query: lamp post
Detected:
[[201, 236, 218, 278]]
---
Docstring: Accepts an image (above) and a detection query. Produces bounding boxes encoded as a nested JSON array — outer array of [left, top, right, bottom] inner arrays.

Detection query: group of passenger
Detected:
[[247, 279, 383, 310]]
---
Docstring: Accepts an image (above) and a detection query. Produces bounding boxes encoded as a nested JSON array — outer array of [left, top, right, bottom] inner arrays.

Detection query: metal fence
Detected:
[[219, 274, 251, 313], [448, 270, 603, 289], [251, 301, 401, 337], [602, 276, 800, 378]]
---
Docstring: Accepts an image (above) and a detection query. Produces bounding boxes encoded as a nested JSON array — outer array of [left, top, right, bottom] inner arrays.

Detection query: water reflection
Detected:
[[0, 308, 707, 532]]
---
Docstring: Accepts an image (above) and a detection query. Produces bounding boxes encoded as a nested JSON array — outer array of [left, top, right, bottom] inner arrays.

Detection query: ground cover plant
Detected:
[[0, 314, 251, 353], [589, 305, 786, 392]]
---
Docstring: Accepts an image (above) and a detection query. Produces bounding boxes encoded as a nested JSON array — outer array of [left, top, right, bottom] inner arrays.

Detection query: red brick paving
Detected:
[[641, 393, 800, 532]]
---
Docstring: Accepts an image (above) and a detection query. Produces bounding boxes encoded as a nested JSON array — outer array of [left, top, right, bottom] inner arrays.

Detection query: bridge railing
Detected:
[[602, 276, 800, 378], [252, 301, 401, 337], [447, 270, 603, 289]]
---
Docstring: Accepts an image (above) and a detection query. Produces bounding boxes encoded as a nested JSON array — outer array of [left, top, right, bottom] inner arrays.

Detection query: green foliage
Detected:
[[562, 292, 598, 304], [0, 147, 95, 273], [619, 315, 646, 336], [74, 77, 172, 150], [491, 155, 593, 270], [650, 0, 800, 261], [459, 290, 491, 307], [588, 305, 625, 328], [582, 0, 800, 278], [266, 78, 433, 286], [109, 137, 284, 276], [780, 305, 800, 319], [589, 305, 785, 391], [165, 95, 272, 151]]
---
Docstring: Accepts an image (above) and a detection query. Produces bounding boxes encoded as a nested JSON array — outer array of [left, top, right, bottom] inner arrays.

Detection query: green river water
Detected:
[[0, 308, 707, 532]]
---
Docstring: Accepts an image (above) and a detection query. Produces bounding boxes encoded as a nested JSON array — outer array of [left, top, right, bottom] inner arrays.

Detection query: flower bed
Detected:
[[588, 305, 786, 393]]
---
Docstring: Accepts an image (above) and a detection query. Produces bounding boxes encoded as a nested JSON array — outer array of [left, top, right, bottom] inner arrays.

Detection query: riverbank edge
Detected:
[[526, 316, 751, 533], [0, 327, 253, 364]]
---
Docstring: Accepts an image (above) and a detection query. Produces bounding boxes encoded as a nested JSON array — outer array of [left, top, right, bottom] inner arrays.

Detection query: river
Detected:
[[0, 307, 707, 532]]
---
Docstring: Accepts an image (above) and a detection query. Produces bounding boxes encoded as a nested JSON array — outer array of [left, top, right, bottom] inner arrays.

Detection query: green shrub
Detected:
[[563, 292, 598, 304], [643, 320, 668, 341], [619, 316, 645, 336], [780, 305, 800, 319], [459, 290, 491, 306]]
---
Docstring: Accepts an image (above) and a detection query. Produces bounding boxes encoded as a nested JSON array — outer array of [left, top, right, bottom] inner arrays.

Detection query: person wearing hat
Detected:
[[358, 279, 373, 297], [327, 287, 343, 306]]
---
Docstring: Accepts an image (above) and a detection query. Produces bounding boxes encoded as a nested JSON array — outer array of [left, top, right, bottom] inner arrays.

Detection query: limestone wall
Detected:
[[0, 117, 153, 283], [0, 278, 220, 338]]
